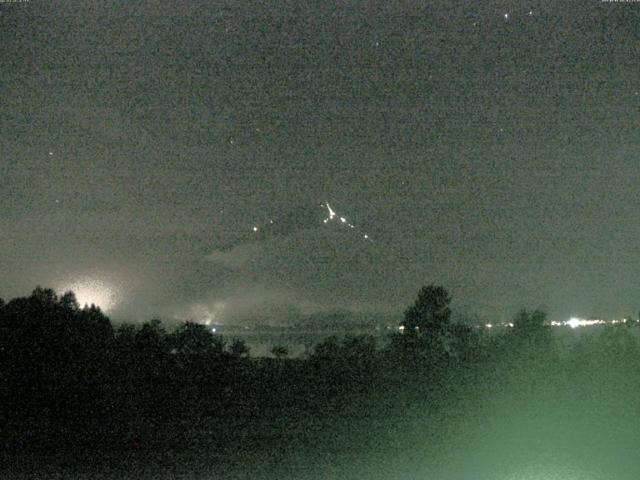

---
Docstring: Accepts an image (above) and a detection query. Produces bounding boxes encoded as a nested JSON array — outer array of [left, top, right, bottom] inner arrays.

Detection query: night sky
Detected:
[[2, 1, 639, 324]]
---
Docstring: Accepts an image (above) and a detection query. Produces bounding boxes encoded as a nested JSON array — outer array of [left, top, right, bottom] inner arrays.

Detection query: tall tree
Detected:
[[401, 285, 452, 335], [513, 309, 547, 332], [59, 291, 80, 312]]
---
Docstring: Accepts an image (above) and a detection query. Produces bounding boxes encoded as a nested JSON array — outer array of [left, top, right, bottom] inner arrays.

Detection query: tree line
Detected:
[[1, 285, 638, 459]]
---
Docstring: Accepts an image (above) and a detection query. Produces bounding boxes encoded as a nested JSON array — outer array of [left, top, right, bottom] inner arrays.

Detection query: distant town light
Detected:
[[567, 318, 581, 329]]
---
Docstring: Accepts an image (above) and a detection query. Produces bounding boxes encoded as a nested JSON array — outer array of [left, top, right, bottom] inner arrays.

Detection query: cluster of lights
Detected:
[[482, 322, 514, 329], [502, 10, 534, 20], [398, 317, 639, 332], [251, 219, 274, 233], [249, 202, 372, 242], [322, 202, 371, 241], [553, 317, 638, 329]]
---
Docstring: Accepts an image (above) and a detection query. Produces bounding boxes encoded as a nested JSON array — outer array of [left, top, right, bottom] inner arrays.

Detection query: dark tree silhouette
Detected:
[[171, 321, 225, 356], [31, 285, 58, 305], [59, 291, 80, 312], [228, 338, 250, 358], [506, 308, 557, 376], [3, 282, 639, 468], [115, 323, 138, 346], [271, 345, 289, 359], [0, 287, 115, 424], [136, 318, 168, 351], [401, 285, 452, 335], [512, 309, 547, 332], [310, 335, 379, 391], [311, 335, 341, 360]]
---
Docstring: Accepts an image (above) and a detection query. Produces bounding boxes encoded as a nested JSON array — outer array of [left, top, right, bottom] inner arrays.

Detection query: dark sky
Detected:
[[1, 1, 639, 323]]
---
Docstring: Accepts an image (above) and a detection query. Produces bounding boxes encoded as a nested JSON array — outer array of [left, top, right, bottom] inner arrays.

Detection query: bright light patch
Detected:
[[60, 278, 118, 311], [190, 301, 226, 325], [567, 317, 581, 329], [565, 317, 605, 329]]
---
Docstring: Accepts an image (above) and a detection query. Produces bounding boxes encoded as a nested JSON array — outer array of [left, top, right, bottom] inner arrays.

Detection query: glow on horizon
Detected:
[[189, 301, 227, 325], [59, 278, 119, 311], [567, 317, 602, 329], [393, 317, 639, 333], [475, 317, 636, 330]]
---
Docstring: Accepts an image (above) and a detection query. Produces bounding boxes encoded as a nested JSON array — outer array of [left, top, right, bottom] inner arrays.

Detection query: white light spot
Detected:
[[326, 203, 337, 219], [565, 317, 605, 329], [253, 226, 258, 232], [504, 13, 509, 20], [568, 317, 581, 329], [340, 217, 346, 223]]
